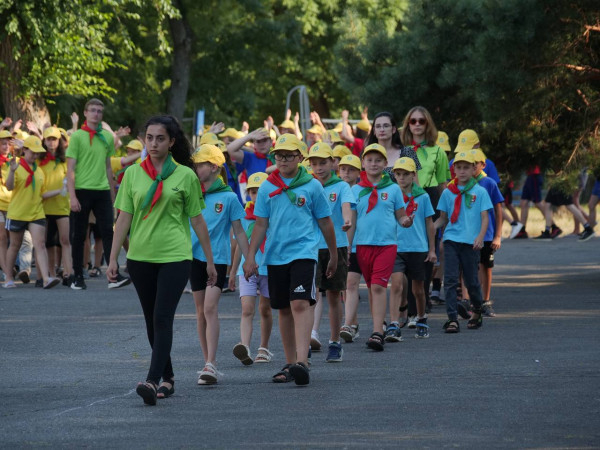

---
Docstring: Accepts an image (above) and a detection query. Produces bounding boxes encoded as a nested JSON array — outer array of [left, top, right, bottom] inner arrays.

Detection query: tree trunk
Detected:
[[0, 36, 51, 128], [166, 0, 193, 122]]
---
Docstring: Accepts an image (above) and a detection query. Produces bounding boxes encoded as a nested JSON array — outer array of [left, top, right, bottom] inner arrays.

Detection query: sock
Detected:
[[432, 278, 441, 291]]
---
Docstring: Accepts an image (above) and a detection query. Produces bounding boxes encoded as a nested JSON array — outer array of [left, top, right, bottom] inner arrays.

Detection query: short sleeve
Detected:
[[479, 189, 493, 212], [393, 186, 405, 211], [114, 170, 134, 214], [65, 134, 79, 160], [254, 184, 270, 218], [423, 195, 435, 217], [228, 193, 246, 222], [490, 183, 504, 205], [436, 148, 451, 183], [184, 172, 204, 217], [437, 190, 451, 214], [311, 182, 331, 219], [340, 183, 355, 207]]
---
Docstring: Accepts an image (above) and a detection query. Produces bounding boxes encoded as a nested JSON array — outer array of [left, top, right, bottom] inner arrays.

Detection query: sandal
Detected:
[[272, 364, 294, 383], [366, 332, 385, 351], [136, 381, 157, 405], [254, 347, 273, 363], [89, 266, 101, 278], [467, 311, 483, 330], [233, 343, 253, 366], [199, 362, 221, 383], [443, 320, 460, 333], [289, 362, 310, 386], [157, 378, 174, 399]]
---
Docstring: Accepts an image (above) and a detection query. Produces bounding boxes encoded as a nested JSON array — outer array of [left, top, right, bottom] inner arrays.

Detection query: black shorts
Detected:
[[46, 214, 68, 248], [392, 252, 427, 281], [502, 185, 513, 206], [348, 252, 362, 274], [480, 241, 495, 268], [5, 218, 46, 233], [316, 248, 348, 291], [544, 187, 573, 206], [267, 259, 317, 309], [190, 259, 228, 291]]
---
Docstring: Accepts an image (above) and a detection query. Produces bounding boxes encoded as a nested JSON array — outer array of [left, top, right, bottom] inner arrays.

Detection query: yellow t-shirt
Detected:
[[41, 160, 70, 216], [0, 160, 12, 211], [7, 164, 46, 221]]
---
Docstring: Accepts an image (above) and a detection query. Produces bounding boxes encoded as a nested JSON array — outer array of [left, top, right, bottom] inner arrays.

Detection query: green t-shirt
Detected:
[[417, 145, 451, 188], [115, 163, 204, 263], [65, 129, 115, 190]]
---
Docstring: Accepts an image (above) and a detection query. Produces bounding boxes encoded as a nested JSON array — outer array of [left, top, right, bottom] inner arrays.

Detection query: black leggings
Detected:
[[127, 259, 191, 385]]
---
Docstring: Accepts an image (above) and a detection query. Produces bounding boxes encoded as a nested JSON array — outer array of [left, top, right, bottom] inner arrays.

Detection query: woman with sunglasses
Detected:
[[365, 112, 421, 181]]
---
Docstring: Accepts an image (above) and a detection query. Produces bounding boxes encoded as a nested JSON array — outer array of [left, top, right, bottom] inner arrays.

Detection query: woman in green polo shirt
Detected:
[[107, 115, 217, 406]]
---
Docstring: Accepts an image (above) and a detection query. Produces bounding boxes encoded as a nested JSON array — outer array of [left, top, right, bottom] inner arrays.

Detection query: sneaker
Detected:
[[70, 276, 87, 290], [407, 316, 417, 329], [17, 270, 30, 284], [535, 230, 553, 240], [62, 275, 73, 287], [415, 320, 430, 339], [325, 342, 343, 362], [550, 224, 562, 239], [35, 279, 43, 288], [310, 330, 322, 352], [579, 227, 595, 242], [509, 222, 524, 239], [482, 301, 496, 317], [2, 280, 16, 288], [108, 273, 131, 289], [513, 229, 528, 239], [340, 325, 355, 343], [384, 323, 403, 342]]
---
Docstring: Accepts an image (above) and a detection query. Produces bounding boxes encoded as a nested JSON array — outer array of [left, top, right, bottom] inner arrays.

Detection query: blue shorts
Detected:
[[521, 174, 543, 203], [592, 180, 600, 197]]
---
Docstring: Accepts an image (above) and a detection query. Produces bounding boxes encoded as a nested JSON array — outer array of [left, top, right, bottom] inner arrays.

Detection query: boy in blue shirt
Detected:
[[243, 134, 337, 386], [308, 143, 355, 362], [388, 158, 437, 340], [434, 152, 492, 333]]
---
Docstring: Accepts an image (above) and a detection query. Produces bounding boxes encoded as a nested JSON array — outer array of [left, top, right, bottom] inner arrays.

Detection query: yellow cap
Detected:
[[338, 154, 361, 171], [333, 122, 343, 133], [192, 144, 226, 166], [362, 143, 387, 160], [279, 119, 295, 130], [436, 131, 451, 152], [0, 130, 12, 139], [216, 140, 228, 153], [43, 127, 61, 139], [469, 149, 486, 163], [307, 142, 333, 159], [125, 139, 144, 151], [453, 151, 475, 164], [269, 129, 276, 141], [454, 129, 479, 153], [356, 119, 371, 132], [58, 128, 69, 141], [246, 172, 268, 189], [324, 130, 342, 143], [200, 132, 220, 145], [392, 157, 417, 173], [333, 145, 351, 159], [13, 130, 29, 140], [271, 134, 301, 153], [301, 159, 313, 173], [298, 140, 308, 158], [23, 136, 45, 153], [219, 128, 239, 139], [307, 125, 323, 135]]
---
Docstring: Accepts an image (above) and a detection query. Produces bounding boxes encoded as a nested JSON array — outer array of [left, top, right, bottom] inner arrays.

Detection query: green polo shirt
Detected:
[[66, 129, 114, 190], [416, 145, 451, 188]]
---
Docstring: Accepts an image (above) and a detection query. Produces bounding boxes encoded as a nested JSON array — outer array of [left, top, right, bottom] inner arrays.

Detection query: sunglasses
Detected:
[[409, 118, 427, 126]]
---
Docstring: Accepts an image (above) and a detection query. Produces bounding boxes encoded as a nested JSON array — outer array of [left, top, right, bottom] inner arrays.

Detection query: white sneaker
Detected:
[[509, 222, 524, 239], [408, 316, 418, 329], [310, 330, 322, 352]]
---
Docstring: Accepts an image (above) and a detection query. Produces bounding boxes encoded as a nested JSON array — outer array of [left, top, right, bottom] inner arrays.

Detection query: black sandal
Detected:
[[443, 320, 460, 333], [89, 266, 101, 278], [289, 362, 310, 386], [136, 381, 158, 405], [457, 301, 472, 319], [157, 379, 174, 399], [272, 364, 294, 383], [467, 310, 483, 329], [366, 332, 385, 351]]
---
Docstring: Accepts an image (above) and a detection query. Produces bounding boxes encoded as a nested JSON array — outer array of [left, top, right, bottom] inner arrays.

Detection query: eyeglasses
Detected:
[[87, 108, 103, 114], [374, 123, 392, 130], [255, 138, 271, 144], [273, 153, 301, 162], [409, 118, 427, 126]]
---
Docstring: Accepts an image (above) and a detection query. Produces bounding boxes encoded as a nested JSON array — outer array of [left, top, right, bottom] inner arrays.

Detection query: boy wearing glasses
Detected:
[[243, 134, 337, 386]]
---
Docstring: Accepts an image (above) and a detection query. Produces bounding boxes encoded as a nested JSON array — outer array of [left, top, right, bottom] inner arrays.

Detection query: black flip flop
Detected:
[[136, 381, 157, 405], [272, 364, 294, 383], [366, 332, 385, 351], [289, 362, 310, 386], [157, 379, 174, 399]]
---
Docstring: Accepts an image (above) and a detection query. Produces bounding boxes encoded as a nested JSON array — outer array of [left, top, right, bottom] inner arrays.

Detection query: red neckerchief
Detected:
[[411, 140, 425, 151], [140, 157, 166, 219], [0, 155, 8, 166], [446, 178, 477, 224], [39, 152, 56, 167], [20, 159, 36, 188], [267, 169, 290, 198], [403, 193, 417, 216], [254, 150, 273, 168], [81, 121, 98, 146], [357, 171, 394, 213], [244, 201, 266, 252]]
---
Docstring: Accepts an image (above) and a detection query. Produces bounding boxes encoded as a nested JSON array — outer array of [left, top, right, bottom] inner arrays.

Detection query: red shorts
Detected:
[[356, 245, 397, 288]]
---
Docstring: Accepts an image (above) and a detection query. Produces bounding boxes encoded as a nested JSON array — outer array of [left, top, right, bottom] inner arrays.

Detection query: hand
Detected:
[[361, 107, 369, 120], [312, 111, 321, 123], [206, 263, 218, 287], [425, 251, 437, 264], [294, 112, 299, 123], [42, 122, 51, 131], [208, 121, 225, 134], [250, 128, 269, 141], [106, 260, 119, 282], [9, 157, 18, 171], [71, 112, 79, 126], [116, 126, 131, 138], [227, 274, 237, 292], [326, 254, 338, 279], [242, 259, 258, 281], [26, 121, 39, 134], [341, 218, 352, 232], [0, 117, 12, 129], [13, 119, 22, 131], [266, 116, 274, 130], [473, 237, 484, 250], [402, 214, 415, 228], [241, 121, 249, 133], [491, 236, 502, 251], [70, 196, 81, 212], [310, 111, 316, 124], [341, 110, 349, 121], [285, 109, 292, 121]]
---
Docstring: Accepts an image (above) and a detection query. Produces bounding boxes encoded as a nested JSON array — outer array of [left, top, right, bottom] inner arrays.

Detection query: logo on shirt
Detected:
[[215, 202, 224, 214], [471, 195, 477, 204], [329, 193, 337, 202], [171, 187, 180, 192], [296, 196, 306, 207], [380, 192, 388, 201]]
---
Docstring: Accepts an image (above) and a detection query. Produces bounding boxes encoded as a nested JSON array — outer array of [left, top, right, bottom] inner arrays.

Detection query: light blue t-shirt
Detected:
[[254, 176, 331, 265], [191, 190, 245, 264], [237, 215, 268, 276], [318, 179, 355, 250], [477, 176, 504, 242], [397, 191, 435, 252], [438, 182, 493, 245], [352, 182, 405, 246]]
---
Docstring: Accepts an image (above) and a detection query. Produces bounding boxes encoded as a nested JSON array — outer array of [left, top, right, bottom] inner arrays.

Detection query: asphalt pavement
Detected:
[[1, 234, 599, 448]]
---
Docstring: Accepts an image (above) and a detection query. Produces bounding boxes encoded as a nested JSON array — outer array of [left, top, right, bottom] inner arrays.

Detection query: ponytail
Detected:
[[144, 115, 193, 168]]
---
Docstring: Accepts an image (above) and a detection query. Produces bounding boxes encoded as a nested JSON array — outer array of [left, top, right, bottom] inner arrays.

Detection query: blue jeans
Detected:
[[443, 240, 484, 321]]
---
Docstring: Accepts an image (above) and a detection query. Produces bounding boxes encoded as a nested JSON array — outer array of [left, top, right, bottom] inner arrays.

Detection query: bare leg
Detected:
[[29, 223, 50, 284], [327, 290, 342, 342], [57, 217, 73, 276], [343, 272, 361, 327], [278, 307, 296, 364], [370, 284, 387, 334], [412, 280, 426, 318], [240, 295, 256, 346], [389, 272, 403, 323], [193, 290, 209, 362], [290, 300, 312, 364], [4, 230, 24, 283], [258, 295, 273, 349]]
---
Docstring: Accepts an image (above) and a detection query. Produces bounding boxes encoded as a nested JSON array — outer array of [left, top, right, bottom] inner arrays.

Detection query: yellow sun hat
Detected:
[[392, 157, 417, 173], [279, 119, 295, 130], [469, 149, 486, 163], [454, 129, 480, 153], [0, 130, 12, 139], [200, 132, 220, 145], [246, 172, 268, 190], [23, 136, 45, 153], [192, 144, 226, 166], [125, 139, 144, 152], [307, 142, 333, 159], [453, 151, 475, 164], [338, 154, 361, 171], [356, 119, 371, 132], [333, 145, 352, 159], [42, 127, 61, 140], [218, 128, 239, 140], [270, 134, 302, 153], [362, 143, 387, 160], [436, 131, 451, 152]]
